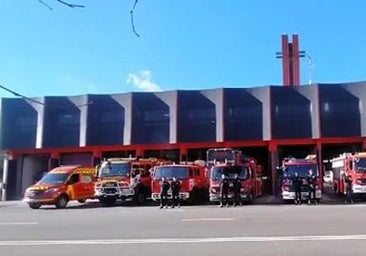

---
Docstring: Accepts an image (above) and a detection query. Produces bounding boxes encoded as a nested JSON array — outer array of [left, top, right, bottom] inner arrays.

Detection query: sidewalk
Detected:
[[0, 200, 24, 207], [254, 192, 340, 205], [254, 195, 283, 205]]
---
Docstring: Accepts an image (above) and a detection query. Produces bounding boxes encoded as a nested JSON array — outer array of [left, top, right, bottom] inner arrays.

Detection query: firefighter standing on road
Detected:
[[293, 172, 303, 205], [171, 176, 181, 208], [220, 174, 230, 207], [233, 173, 242, 207], [345, 175, 354, 204], [159, 177, 170, 209], [307, 169, 317, 205]]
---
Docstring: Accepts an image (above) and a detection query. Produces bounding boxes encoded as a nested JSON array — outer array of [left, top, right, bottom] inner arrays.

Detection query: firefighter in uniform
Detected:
[[307, 169, 317, 205], [220, 174, 230, 207], [159, 177, 170, 209], [233, 173, 242, 207], [293, 172, 303, 205], [345, 175, 354, 204], [171, 176, 181, 208]]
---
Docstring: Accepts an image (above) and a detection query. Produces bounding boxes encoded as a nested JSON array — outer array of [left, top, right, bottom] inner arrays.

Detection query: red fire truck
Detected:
[[207, 148, 263, 203], [150, 160, 209, 204], [95, 157, 170, 206], [279, 155, 322, 203], [331, 152, 366, 197]]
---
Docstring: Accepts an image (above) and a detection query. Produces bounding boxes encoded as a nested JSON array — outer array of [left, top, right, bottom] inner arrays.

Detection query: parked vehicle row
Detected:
[[22, 148, 267, 209]]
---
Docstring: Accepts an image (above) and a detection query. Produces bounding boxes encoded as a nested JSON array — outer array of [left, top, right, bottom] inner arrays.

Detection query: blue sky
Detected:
[[0, 0, 366, 98]]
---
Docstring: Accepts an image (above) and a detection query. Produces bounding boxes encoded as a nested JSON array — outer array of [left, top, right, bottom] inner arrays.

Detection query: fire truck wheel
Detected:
[[28, 203, 41, 209], [134, 192, 146, 205], [77, 199, 86, 203], [100, 197, 116, 207], [56, 195, 69, 209]]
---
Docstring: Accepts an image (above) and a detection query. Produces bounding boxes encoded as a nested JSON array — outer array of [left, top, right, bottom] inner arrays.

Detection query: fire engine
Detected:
[[150, 160, 209, 204], [207, 148, 263, 203], [331, 152, 366, 197], [279, 155, 322, 202], [94, 157, 169, 206]]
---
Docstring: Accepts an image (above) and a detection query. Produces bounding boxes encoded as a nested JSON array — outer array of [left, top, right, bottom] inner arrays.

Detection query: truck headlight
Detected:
[[45, 188, 59, 194]]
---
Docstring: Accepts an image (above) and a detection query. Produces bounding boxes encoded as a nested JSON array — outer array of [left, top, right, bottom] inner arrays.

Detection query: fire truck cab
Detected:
[[95, 157, 166, 206], [207, 148, 263, 203], [151, 160, 208, 204], [331, 152, 366, 197], [279, 155, 322, 202]]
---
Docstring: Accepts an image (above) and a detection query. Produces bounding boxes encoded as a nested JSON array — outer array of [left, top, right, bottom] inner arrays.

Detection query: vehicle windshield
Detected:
[[207, 149, 235, 163], [356, 158, 366, 173], [38, 173, 69, 185], [154, 166, 188, 179], [283, 164, 318, 178], [99, 163, 131, 177], [211, 166, 249, 180]]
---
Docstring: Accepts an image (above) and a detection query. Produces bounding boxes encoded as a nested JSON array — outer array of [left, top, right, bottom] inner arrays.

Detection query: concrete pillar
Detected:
[[180, 147, 187, 162], [92, 150, 102, 167], [48, 152, 60, 170], [1, 157, 9, 201], [316, 142, 324, 191], [136, 148, 144, 158], [269, 142, 278, 195]]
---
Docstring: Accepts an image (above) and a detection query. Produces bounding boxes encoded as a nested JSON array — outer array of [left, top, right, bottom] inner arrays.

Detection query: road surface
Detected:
[[1, 198, 366, 256]]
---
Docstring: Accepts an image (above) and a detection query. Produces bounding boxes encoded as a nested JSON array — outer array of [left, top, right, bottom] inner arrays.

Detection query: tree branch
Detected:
[[130, 0, 140, 38], [55, 0, 85, 8], [39, 0, 53, 10]]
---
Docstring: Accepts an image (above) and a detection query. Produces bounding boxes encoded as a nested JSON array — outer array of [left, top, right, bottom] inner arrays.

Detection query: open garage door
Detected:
[[20, 154, 50, 198], [60, 153, 93, 166], [144, 149, 179, 162], [322, 143, 362, 171]]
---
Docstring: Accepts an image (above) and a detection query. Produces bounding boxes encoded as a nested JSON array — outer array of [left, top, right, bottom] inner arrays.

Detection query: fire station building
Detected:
[[1, 81, 366, 200]]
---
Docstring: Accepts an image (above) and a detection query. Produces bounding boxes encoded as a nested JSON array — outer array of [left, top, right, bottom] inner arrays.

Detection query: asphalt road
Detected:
[[1, 196, 366, 256]]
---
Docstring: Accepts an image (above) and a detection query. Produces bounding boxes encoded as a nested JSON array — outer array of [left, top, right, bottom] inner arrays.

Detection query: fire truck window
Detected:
[[189, 168, 194, 178], [195, 168, 200, 176], [141, 164, 151, 177], [139, 165, 147, 177], [67, 173, 80, 184], [81, 175, 92, 184]]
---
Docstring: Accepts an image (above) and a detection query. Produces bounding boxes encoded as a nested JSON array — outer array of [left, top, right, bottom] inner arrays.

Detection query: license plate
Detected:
[[121, 189, 132, 195]]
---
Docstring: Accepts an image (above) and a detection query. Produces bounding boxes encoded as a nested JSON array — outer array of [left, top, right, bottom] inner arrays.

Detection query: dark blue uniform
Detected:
[[171, 180, 181, 208], [307, 174, 317, 205], [220, 177, 230, 207], [345, 176, 353, 204], [160, 180, 170, 208], [293, 175, 302, 205], [233, 177, 242, 207]]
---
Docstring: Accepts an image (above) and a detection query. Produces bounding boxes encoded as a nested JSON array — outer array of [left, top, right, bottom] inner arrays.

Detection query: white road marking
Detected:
[[182, 218, 234, 222], [1, 235, 366, 246], [0, 222, 38, 226]]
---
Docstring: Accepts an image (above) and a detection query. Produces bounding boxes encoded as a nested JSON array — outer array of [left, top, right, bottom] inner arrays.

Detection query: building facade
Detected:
[[1, 82, 366, 199]]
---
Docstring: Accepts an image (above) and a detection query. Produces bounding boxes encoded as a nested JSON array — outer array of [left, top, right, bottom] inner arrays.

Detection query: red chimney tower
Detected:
[[276, 34, 305, 86]]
